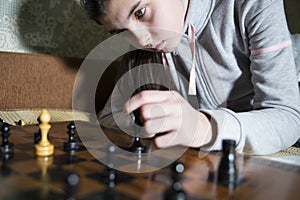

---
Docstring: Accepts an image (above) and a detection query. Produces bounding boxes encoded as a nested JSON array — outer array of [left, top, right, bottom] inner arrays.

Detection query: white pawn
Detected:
[[35, 109, 54, 156]]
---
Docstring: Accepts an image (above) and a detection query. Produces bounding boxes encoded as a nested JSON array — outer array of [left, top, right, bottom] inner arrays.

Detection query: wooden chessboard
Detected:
[[1, 121, 300, 200]]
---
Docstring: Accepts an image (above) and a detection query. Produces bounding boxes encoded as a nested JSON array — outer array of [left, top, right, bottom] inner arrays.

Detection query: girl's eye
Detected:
[[135, 7, 146, 19]]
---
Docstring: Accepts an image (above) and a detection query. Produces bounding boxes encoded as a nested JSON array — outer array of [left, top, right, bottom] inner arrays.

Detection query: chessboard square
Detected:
[[5, 150, 33, 162], [119, 162, 160, 173], [50, 138, 64, 148], [53, 153, 86, 165], [117, 178, 165, 200], [29, 166, 71, 183], [74, 149, 96, 161], [78, 135, 102, 143], [14, 142, 36, 152], [9, 159, 49, 174], [87, 169, 135, 186], [80, 189, 137, 200], [0, 164, 18, 178], [138, 153, 176, 169], [81, 140, 107, 149], [62, 160, 103, 176], [73, 175, 107, 198], [3, 188, 64, 200], [13, 135, 32, 144], [0, 175, 43, 199], [84, 148, 107, 161]]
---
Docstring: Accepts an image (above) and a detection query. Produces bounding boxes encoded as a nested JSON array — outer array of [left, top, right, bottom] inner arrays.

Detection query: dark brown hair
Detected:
[[80, 0, 109, 24]]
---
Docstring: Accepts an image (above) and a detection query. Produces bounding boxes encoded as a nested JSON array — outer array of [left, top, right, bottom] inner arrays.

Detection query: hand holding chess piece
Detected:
[[127, 84, 168, 154], [35, 109, 54, 157]]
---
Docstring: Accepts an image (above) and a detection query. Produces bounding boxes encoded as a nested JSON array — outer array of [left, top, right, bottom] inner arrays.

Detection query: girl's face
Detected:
[[100, 0, 189, 52]]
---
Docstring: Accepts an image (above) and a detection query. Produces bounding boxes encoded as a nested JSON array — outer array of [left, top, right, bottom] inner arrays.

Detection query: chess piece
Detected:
[[34, 116, 43, 144], [128, 102, 146, 154], [34, 129, 42, 144], [65, 173, 80, 200], [217, 139, 238, 189], [64, 122, 79, 152], [16, 119, 26, 126], [1, 122, 14, 154], [35, 109, 54, 157], [127, 136, 146, 154], [164, 161, 187, 200]]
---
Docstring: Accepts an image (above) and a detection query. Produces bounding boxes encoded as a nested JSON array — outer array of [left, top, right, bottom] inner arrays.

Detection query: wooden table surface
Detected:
[[0, 121, 299, 200]]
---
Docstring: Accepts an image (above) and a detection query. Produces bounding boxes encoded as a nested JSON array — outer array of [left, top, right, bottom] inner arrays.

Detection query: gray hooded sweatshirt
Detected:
[[99, 0, 300, 155]]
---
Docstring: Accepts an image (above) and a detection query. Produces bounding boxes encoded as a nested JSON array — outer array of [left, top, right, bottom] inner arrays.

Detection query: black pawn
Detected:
[[128, 107, 146, 154], [217, 139, 238, 189], [1, 122, 13, 154], [0, 118, 4, 130], [164, 161, 187, 200], [65, 173, 80, 200], [127, 136, 146, 155], [64, 122, 79, 152], [34, 117, 42, 144], [34, 129, 41, 144]]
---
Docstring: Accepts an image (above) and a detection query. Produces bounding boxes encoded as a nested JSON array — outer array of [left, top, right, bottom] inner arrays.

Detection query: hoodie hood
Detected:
[[183, 0, 215, 37]]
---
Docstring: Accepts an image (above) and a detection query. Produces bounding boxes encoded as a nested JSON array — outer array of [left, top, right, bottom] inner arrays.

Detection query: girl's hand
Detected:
[[124, 90, 212, 148]]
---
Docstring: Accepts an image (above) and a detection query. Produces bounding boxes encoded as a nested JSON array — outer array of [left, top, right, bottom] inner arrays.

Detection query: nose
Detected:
[[125, 28, 151, 48]]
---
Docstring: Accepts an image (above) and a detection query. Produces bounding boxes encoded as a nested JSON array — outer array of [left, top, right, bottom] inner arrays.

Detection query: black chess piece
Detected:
[[164, 161, 187, 200], [34, 129, 41, 144], [34, 117, 42, 144], [128, 92, 146, 154], [217, 139, 238, 189], [65, 173, 80, 200], [64, 122, 79, 152], [127, 136, 146, 155], [1, 122, 14, 154], [0, 118, 4, 130]]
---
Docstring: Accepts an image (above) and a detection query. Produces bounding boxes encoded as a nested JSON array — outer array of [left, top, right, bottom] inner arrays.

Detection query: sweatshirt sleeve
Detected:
[[201, 0, 300, 155]]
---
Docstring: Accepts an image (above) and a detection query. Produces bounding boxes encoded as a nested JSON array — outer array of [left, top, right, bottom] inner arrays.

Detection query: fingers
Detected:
[[154, 131, 188, 148], [143, 114, 181, 136], [142, 101, 181, 120], [124, 90, 183, 137], [122, 90, 210, 148], [124, 90, 179, 115]]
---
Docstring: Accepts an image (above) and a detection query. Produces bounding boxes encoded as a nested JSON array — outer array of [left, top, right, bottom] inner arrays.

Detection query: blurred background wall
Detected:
[[0, 0, 109, 58]]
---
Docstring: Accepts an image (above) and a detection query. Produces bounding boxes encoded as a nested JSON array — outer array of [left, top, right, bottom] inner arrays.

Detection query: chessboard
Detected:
[[1, 113, 300, 200]]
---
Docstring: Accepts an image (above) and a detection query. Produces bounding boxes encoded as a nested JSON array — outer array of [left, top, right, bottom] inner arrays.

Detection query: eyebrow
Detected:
[[127, 0, 141, 19], [108, 1, 141, 35]]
